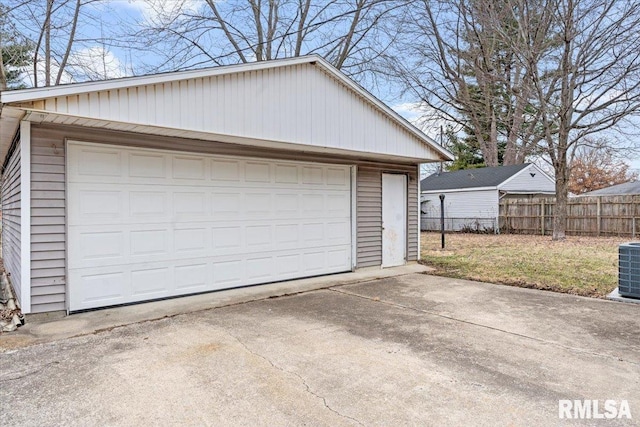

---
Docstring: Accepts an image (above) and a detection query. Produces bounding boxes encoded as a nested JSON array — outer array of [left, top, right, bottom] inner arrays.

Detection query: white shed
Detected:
[[420, 164, 555, 231]]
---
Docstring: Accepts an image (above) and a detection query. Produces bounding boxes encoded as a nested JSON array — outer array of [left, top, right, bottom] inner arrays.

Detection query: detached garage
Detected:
[[0, 55, 451, 315]]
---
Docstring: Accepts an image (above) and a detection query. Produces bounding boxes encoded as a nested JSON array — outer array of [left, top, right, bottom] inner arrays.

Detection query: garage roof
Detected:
[[0, 55, 452, 165]]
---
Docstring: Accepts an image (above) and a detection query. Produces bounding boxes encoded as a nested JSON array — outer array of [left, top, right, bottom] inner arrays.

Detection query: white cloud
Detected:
[[67, 46, 127, 81], [20, 61, 75, 88], [392, 101, 452, 142], [17, 46, 127, 88], [125, 0, 203, 24]]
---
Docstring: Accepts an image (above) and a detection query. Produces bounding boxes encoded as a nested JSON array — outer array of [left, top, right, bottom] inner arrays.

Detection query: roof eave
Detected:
[[15, 108, 438, 164], [0, 106, 25, 164], [1, 55, 453, 163], [421, 186, 498, 194], [0, 56, 321, 104]]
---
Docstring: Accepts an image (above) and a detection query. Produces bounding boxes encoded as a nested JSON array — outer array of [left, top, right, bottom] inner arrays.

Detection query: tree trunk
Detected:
[[552, 157, 568, 240], [44, 0, 53, 86], [0, 36, 7, 91]]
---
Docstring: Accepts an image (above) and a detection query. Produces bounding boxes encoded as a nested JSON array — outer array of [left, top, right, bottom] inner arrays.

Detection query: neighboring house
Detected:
[[0, 55, 452, 315], [420, 164, 555, 231], [578, 181, 640, 196]]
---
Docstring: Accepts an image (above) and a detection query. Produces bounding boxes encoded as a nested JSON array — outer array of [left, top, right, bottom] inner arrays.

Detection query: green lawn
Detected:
[[420, 232, 623, 298]]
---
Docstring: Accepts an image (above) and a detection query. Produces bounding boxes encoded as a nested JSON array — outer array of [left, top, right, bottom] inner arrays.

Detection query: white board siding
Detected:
[[30, 124, 420, 312], [29, 64, 437, 161], [498, 164, 555, 193], [1, 142, 21, 301], [421, 189, 499, 231]]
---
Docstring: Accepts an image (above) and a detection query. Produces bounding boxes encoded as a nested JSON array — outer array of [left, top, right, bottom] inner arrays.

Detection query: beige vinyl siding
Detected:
[[2, 142, 22, 301], [355, 167, 382, 267], [30, 123, 421, 312], [356, 165, 418, 268], [407, 164, 419, 261], [30, 128, 66, 313]]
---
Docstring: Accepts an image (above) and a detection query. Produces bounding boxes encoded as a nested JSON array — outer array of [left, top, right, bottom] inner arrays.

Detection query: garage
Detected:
[[67, 142, 352, 311], [1, 56, 452, 315]]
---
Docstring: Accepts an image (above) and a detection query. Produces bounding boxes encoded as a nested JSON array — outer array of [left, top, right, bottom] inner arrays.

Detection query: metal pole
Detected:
[[439, 194, 446, 249]]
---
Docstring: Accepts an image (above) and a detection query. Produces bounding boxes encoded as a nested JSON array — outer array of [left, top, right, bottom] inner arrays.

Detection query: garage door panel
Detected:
[[129, 153, 167, 178], [70, 219, 350, 269], [69, 269, 126, 307], [328, 248, 351, 268], [69, 147, 352, 191], [73, 147, 122, 178], [70, 185, 348, 225], [303, 251, 326, 273], [245, 161, 271, 182], [174, 228, 208, 253], [76, 189, 123, 221], [130, 191, 168, 218], [174, 263, 208, 292], [75, 230, 125, 262], [68, 142, 352, 311], [211, 159, 240, 181], [130, 229, 168, 256], [302, 166, 323, 184], [131, 267, 170, 297], [173, 155, 206, 180], [275, 164, 298, 183], [70, 245, 351, 308], [213, 260, 243, 286], [276, 254, 301, 275]]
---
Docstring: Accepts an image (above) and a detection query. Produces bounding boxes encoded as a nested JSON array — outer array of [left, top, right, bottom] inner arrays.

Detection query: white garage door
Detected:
[[67, 141, 352, 311]]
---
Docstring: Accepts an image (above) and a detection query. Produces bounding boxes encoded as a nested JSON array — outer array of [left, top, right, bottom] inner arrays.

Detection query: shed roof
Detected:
[[0, 55, 452, 165], [579, 181, 640, 196], [420, 164, 530, 192]]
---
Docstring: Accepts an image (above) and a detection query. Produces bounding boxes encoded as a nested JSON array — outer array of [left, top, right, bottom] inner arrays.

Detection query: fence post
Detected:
[[596, 197, 601, 237], [540, 199, 545, 235], [505, 199, 509, 234]]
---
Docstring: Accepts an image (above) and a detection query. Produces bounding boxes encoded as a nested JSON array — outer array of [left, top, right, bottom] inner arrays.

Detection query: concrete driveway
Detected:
[[1, 273, 639, 426]]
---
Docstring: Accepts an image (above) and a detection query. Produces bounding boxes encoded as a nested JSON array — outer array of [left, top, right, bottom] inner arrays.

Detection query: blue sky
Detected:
[[11, 0, 640, 175]]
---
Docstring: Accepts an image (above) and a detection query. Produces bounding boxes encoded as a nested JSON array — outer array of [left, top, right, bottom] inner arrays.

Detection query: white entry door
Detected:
[[382, 173, 407, 267], [67, 141, 352, 311]]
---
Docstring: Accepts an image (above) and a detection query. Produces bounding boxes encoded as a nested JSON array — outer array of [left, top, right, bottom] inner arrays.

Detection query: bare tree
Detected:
[[392, 0, 640, 240], [5, 0, 119, 87], [132, 0, 403, 79], [386, 0, 552, 167], [507, 0, 640, 239]]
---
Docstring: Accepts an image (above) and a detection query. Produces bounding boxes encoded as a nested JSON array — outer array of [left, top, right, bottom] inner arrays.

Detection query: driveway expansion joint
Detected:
[[328, 287, 640, 367]]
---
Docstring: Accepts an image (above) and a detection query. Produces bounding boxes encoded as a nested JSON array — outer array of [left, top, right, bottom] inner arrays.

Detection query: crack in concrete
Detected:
[[226, 332, 364, 426], [0, 361, 59, 382], [329, 287, 640, 367]]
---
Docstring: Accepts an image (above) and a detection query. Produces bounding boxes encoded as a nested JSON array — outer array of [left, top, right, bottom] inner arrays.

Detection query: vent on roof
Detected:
[[619, 242, 640, 299]]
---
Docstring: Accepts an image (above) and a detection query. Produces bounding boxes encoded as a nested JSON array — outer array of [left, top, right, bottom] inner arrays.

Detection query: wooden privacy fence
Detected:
[[499, 195, 640, 237]]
